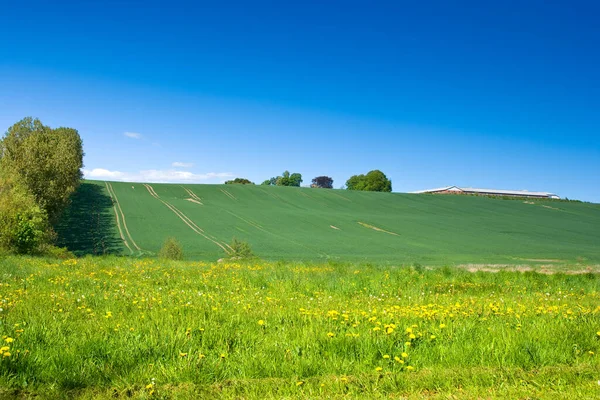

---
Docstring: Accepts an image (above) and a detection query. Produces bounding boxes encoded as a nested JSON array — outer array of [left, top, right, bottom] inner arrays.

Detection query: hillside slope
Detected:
[[55, 181, 600, 265]]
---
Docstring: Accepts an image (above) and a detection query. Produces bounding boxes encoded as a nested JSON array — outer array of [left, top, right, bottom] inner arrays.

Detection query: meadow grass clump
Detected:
[[158, 237, 184, 260], [0, 256, 598, 399]]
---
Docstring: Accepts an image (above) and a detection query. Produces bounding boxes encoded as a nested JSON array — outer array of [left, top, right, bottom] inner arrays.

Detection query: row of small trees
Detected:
[[227, 170, 392, 192], [0, 118, 84, 254]]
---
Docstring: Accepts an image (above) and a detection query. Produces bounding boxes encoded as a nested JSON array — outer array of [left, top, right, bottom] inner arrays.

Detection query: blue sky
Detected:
[[1, 0, 599, 201]]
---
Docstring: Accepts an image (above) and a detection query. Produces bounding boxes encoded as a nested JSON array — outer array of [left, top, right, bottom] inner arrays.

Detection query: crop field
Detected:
[[0, 256, 599, 398], [54, 181, 600, 266]]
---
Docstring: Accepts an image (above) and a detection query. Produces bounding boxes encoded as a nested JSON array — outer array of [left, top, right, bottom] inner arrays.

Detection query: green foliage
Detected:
[[263, 171, 303, 187], [158, 237, 184, 260], [311, 176, 333, 188], [225, 178, 254, 185], [0, 117, 84, 222], [346, 169, 392, 192], [229, 237, 254, 259], [0, 176, 50, 254]]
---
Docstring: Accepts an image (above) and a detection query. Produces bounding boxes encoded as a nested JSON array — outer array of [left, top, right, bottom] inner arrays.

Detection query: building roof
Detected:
[[411, 186, 559, 198]]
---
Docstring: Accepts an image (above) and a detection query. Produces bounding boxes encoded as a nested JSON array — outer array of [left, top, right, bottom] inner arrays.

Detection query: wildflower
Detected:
[[401, 352, 408, 358], [296, 381, 304, 386], [179, 352, 187, 357], [405, 342, 411, 347], [430, 335, 436, 340], [327, 332, 335, 338], [146, 383, 154, 389], [0, 347, 9, 352], [4, 338, 13, 344], [340, 377, 348, 383], [386, 326, 394, 334], [589, 351, 595, 355], [409, 333, 416, 340], [2, 352, 10, 358], [439, 323, 447, 329], [373, 327, 381, 332], [375, 367, 383, 372], [406, 366, 414, 371], [198, 354, 205, 359], [383, 354, 390, 359], [258, 320, 265, 326], [220, 353, 227, 359]]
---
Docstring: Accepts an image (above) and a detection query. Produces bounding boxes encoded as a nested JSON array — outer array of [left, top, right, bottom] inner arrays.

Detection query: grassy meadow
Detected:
[[1, 256, 599, 398], [54, 181, 600, 265]]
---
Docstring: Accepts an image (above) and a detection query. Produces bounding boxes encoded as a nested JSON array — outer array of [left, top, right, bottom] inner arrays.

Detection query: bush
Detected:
[[158, 237, 184, 260], [0, 176, 51, 254], [230, 238, 254, 259]]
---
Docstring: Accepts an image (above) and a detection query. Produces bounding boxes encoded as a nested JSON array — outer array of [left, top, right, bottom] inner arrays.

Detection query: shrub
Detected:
[[158, 237, 184, 260], [0, 176, 51, 254], [230, 238, 254, 259]]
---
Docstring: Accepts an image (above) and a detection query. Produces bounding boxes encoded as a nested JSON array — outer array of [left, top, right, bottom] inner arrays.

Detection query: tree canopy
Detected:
[[311, 176, 333, 189], [0, 117, 84, 254], [225, 178, 254, 185], [346, 170, 392, 192], [261, 171, 303, 187], [0, 117, 84, 222]]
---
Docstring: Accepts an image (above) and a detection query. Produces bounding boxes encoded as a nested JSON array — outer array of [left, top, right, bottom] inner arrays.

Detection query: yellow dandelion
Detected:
[[327, 332, 335, 338], [402, 352, 408, 358], [2, 352, 10, 358], [179, 352, 187, 357], [439, 323, 447, 329], [4, 338, 13, 344], [373, 327, 381, 332], [589, 351, 595, 355], [406, 366, 414, 371], [220, 353, 227, 359], [0, 346, 9, 352], [386, 327, 394, 334], [258, 320, 265, 326], [405, 342, 411, 347], [409, 333, 416, 340], [375, 367, 383, 372], [383, 354, 390, 359], [430, 335, 436, 340], [145, 383, 154, 389], [296, 381, 304, 386], [340, 377, 348, 383]]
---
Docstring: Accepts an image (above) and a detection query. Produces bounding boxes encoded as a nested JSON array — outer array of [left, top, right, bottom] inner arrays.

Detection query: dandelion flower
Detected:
[[439, 324, 447, 329], [327, 332, 335, 338], [296, 381, 304, 386], [220, 353, 227, 359], [406, 366, 414, 371], [179, 352, 187, 357], [402, 352, 408, 358], [430, 335, 436, 340], [4, 338, 13, 344], [375, 367, 383, 372], [383, 354, 390, 359], [2, 352, 10, 358], [146, 383, 154, 389], [258, 320, 265, 326], [0, 346, 8, 352]]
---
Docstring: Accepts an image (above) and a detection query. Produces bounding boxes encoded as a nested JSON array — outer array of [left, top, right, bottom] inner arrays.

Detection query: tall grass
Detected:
[[0, 256, 598, 398]]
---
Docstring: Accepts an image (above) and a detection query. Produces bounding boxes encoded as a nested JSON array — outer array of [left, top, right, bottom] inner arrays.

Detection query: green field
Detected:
[[1, 257, 599, 399], [55, 181, 600, 266]]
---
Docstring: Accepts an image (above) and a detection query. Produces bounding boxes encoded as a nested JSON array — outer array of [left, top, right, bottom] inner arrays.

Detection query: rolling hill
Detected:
[[54, 180, 600, 265]]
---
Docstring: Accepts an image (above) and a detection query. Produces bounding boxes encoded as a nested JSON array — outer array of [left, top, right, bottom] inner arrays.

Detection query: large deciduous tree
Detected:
[[0, 117, 84, 223], [311, 176, 333, 189], [345, 170, 392, 192]]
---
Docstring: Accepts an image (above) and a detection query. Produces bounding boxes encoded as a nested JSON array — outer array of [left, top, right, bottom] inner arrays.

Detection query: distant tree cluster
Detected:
[[346, 170, 392, 192], [0, 117, 84, 254], [261, 171, 303, 187], [225, 178, 254, 185], [260, 170, 392, 192]]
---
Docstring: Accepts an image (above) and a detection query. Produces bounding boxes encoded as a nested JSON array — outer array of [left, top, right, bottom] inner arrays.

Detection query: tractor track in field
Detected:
[[105, 182, 144, 254], [220, 188, 237, 200], [105, 182, 133, 254], [182, 187, 204, 205], [144, 184, 231, 255]]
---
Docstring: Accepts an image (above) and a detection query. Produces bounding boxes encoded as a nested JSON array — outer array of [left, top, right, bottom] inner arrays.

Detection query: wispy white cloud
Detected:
[[172, 162, 194, 168], [124, 132, 142, 139], [83, 168, 233, 183]]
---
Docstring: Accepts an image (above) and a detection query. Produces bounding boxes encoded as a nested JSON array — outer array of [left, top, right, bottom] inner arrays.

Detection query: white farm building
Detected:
[[411, 186, 560, 199]]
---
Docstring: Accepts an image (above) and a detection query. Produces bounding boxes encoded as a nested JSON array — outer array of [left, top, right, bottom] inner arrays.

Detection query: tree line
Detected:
[[227, 170, 392, 192], [0, 118, 84, 254]]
